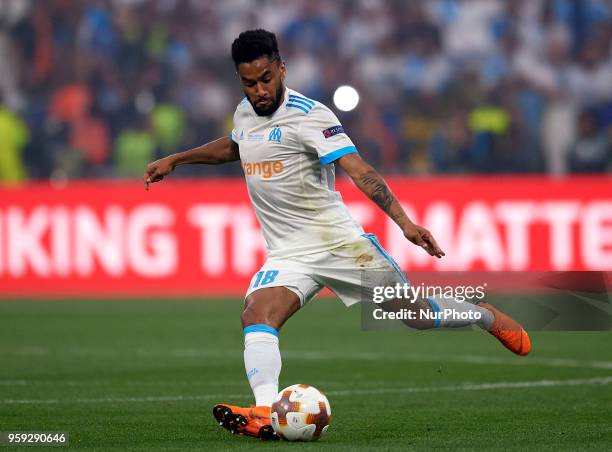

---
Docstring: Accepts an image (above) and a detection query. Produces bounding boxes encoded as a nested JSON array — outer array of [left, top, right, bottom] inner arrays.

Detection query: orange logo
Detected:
[[242, 161, 284, 179]]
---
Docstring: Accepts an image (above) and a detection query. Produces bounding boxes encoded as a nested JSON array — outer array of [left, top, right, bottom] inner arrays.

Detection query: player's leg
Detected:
[[377, 296, 529, 355], [358, 234, 493, 329], [214, 287, 300, 440], [381, 295, 494, 330], [360, 234, 530, 354], [319, 234, 491, 328], [318, 234, 530, 355], [241, 286, 300, 408], [214, 263, 321, 440]]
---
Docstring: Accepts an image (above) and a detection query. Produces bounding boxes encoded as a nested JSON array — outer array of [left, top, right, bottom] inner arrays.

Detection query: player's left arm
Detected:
[[337, 153, 445, 258]]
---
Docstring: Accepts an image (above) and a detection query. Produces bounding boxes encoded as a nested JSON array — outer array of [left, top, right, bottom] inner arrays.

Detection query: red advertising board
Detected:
[[0, 177, 610, 297]]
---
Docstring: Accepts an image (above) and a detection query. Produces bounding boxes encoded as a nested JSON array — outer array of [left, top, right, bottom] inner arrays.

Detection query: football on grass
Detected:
[[270, 384, 331, 441]]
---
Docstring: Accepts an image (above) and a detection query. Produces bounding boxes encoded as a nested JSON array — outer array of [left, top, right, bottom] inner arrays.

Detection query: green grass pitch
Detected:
[[1, 299, 610, 451]]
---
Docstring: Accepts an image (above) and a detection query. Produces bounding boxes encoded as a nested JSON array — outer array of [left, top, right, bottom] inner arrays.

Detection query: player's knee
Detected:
[[241, 302, 270, 328], [242, 288, 300, 330]]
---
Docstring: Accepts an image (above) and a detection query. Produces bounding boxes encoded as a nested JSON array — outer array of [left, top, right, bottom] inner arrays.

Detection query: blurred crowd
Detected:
[[0, 0, 611, 182]]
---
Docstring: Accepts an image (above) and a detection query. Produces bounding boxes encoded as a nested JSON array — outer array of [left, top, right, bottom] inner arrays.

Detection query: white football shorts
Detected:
[[245, 234, 408, 306]]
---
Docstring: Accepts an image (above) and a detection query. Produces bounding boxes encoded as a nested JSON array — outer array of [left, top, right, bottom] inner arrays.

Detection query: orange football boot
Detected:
[[479, 303, 531, 356], [212, 404, 278, 440]]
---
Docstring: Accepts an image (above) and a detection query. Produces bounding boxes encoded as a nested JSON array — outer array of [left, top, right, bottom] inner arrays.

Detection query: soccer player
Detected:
[[144, 29, 531, 440]]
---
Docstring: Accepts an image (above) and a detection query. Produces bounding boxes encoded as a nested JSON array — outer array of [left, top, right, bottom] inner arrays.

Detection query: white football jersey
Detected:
[[231, 88, 364, 258]]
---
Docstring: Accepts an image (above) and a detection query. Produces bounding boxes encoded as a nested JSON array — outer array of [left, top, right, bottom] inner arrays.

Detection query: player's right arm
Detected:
[[143, 137, 239, 190]]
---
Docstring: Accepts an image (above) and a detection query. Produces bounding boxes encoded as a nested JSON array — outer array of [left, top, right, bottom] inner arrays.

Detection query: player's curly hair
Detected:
[[231, 29, 281, 68]]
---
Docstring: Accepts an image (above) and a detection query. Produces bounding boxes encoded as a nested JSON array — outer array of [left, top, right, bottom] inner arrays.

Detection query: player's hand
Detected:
[[144, 157, 176, 190], [403, 223, 445, 258]]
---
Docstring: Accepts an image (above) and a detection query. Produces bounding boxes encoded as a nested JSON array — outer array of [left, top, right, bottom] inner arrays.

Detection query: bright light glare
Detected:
[[333, 85, 360, 112]]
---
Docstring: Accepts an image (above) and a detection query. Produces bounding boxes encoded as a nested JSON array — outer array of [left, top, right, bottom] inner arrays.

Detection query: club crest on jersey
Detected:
[[322, 125, 344, 138], [268, 127, 282, 143]]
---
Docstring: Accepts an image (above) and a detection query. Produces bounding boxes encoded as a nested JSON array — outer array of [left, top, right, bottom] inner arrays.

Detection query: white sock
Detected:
[[428, 297, 494, 330], [244, 326, 281, 407]]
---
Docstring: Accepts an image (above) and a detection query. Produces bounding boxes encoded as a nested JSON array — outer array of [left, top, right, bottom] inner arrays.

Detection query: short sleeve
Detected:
[[299, 105, 358, 165], [230, 110, 239, 143], [231, 99, 247, 143]]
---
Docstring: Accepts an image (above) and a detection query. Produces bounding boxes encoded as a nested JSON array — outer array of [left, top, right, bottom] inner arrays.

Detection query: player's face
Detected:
[[237, 57, 286, 116]]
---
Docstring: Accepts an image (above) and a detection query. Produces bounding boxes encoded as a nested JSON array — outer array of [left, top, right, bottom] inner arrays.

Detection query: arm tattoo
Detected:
[[359, 170, 395, 216]]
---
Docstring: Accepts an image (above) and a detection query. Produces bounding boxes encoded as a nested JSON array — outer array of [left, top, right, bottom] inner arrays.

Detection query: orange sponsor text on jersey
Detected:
[[242, 161, 284, 179]]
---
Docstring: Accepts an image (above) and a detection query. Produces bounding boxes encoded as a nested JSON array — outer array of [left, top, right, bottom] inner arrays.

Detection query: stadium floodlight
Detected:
[[333, 85, 359, 112]]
